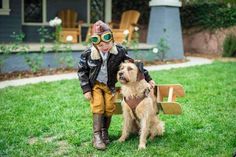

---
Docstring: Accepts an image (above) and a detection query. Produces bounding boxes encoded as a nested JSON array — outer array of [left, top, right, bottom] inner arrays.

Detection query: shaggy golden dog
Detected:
[[117, 62, 165, 149]]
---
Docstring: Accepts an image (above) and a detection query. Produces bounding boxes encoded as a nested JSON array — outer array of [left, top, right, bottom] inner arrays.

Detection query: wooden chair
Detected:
[[110, 10, 140, 43], [114, 84, 185, 115], [58, 9, 83, 43]]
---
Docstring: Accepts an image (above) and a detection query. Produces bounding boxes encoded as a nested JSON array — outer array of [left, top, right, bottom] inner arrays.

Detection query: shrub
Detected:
[[223, 34, 236, 57], [156, 38, 170, 61], [180, 3, 236, 29]]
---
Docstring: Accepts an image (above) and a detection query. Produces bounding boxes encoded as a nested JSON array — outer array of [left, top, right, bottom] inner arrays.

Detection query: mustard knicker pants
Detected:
[[90, 81, 116, 116]]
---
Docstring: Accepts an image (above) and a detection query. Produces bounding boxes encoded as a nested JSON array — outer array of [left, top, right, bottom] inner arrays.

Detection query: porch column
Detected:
[[147, 0, 184, 60], [105, 0, 112, 23]]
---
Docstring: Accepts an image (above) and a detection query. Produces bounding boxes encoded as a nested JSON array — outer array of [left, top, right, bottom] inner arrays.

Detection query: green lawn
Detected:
[[0, 61, 236, 157]]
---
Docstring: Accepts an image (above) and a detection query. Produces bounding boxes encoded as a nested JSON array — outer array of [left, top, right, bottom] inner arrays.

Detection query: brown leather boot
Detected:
[[101, 116, 112, 145], [93, 114, 106, 150]]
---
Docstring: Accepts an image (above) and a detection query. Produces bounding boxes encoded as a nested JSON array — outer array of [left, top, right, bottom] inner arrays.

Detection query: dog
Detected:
[[117, 61, 165, 149]]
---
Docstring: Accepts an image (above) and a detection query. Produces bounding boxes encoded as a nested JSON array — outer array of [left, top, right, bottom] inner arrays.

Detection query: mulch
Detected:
[[184, 52, 221, 59], [0, 68, 77, 81], [185, 52, 236, 61]]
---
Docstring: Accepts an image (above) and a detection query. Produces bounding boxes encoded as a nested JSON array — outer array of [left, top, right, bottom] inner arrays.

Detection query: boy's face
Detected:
[[91, 31, 113, 53], [96, 41, 113, 53]]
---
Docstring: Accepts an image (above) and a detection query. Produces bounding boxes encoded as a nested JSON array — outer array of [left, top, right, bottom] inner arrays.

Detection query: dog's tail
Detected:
[[157, 121, 165, 136]]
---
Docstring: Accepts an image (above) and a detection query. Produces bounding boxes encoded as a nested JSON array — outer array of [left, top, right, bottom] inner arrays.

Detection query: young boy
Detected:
[[78, 20, 155, 150]]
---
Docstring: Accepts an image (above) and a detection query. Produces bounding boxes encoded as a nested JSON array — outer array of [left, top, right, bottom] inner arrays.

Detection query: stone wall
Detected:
[[183, 26, 236, 55]]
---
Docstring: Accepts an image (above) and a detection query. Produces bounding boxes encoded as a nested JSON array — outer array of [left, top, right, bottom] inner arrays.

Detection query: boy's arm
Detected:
[[143, 69, 152, 83], [78, 51, 91, 94]]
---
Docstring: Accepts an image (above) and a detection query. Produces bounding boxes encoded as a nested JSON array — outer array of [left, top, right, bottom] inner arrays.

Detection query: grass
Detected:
[[0, 61, 236, 157]]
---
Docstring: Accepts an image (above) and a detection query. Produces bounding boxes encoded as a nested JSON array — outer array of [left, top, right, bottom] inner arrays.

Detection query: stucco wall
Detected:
[[183, 26, 236, 54]]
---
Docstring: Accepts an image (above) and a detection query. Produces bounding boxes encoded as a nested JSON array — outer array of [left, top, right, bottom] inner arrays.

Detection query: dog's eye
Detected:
[[127, 67, 133, 71]]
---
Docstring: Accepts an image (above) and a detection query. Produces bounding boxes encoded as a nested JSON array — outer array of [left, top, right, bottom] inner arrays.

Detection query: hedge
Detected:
[[180, 3, 236, 29], [112, 1, 236, 29]]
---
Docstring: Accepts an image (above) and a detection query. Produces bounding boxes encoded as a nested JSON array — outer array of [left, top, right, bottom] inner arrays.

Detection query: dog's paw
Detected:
[[118, 137, 126, 142], [138, 144, 146, 150]]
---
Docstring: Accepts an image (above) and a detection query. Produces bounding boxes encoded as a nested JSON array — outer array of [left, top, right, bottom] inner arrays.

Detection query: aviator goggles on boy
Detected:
[[91, 31, 113, 45]]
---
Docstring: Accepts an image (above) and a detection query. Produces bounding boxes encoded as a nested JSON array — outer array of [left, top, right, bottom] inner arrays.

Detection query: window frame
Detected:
[[22, 0, 48, 26], [0, 0, 11, 15]]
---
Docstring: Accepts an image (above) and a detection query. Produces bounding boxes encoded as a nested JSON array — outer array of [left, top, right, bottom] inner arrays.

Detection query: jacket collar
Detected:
[[91, 44, 118, 60]]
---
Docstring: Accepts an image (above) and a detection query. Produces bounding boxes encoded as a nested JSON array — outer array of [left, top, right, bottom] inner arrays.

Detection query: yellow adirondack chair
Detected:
[[114, 84, 185, 115], [58, 9, 83, 43], [110, 10, 140, 43]]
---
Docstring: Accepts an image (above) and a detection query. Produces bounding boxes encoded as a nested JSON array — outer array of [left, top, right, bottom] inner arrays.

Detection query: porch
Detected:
[[0, 0, 185, 61], [0, 42, 156, 73]]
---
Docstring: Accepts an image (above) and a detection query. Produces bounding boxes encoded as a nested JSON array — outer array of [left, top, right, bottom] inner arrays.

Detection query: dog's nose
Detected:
[[119, 72, 123, 76]]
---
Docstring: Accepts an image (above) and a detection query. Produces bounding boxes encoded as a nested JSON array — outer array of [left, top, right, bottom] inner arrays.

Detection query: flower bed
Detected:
[[0, 49, 159, 73]]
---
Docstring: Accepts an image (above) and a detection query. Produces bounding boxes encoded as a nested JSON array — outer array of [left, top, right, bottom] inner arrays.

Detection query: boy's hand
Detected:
[[84, 92, 92, 100], [149, 80, 156, 89]]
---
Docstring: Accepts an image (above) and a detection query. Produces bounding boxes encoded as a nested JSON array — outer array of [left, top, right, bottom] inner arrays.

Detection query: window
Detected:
[[0, 0, 11, 15], [87, 0, 111, 24], [22, 0, 47, 25], [24, 0, 43, 22], [90, 0, 105, 23]]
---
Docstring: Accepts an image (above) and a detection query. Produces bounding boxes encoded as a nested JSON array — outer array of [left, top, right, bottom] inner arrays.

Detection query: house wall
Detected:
[[22, 26, 54, 42], [0, 0, 22, 43]]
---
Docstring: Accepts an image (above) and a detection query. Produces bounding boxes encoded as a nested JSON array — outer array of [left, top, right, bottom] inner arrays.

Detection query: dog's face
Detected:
[[117, 62, 140, 84]]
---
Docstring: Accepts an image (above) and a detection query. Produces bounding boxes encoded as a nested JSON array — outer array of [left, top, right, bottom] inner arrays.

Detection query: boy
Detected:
[[78, 20, 155, 150]]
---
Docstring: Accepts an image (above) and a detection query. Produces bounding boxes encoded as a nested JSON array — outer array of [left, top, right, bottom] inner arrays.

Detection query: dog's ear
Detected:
[[134, 61, 145, 81], [134, 62, 144, 74]]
